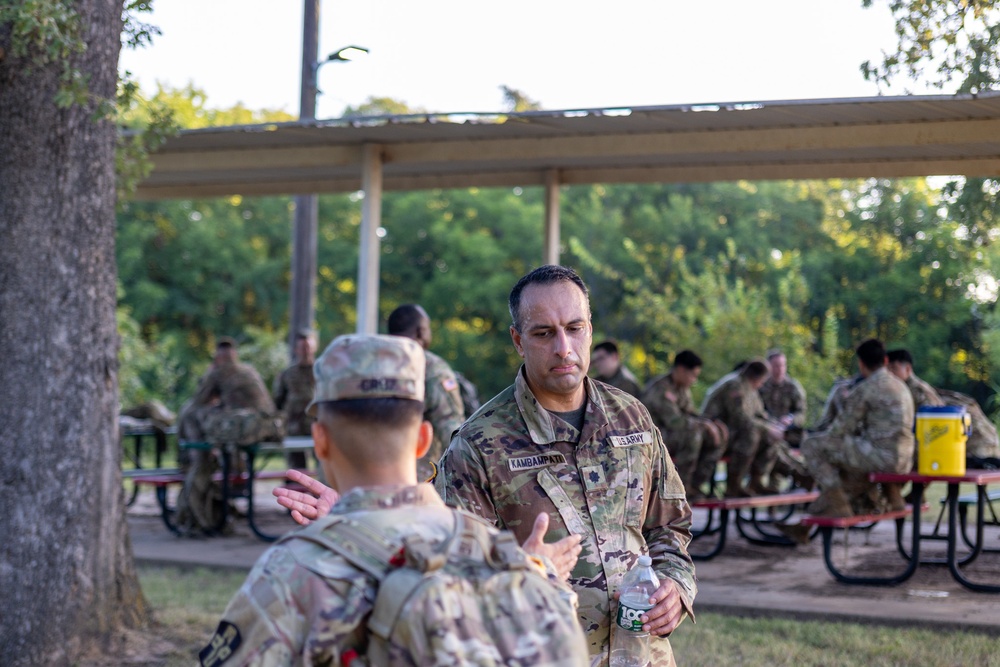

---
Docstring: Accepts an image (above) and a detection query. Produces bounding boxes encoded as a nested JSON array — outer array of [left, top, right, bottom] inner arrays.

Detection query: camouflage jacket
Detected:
[[702, 375, 770, 438], [200, 484, 577, 666], [594, 365, 642, 398], [758, 376, 807, 426], [436, 370, 696, 666], [193, 360, 275, 413], [272, 363, 315, 436], [423, 350, 466, 466], [814, 375, 863, 431], [905, 373, 944, 409], [640, 372, 700, 446], [827, 367, 915, 472], [698, 371, 739, 414]]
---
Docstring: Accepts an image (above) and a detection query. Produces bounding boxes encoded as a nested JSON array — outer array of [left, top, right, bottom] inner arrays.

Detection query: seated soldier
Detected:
[[701, 359, 787, 497], [887, 348, 944, 410], [201, 334, 587, 665], [176, 337, 282, 535], [591, 339, 643, 397], [641, 350, 728, 501], [799, 339, 915, 518]]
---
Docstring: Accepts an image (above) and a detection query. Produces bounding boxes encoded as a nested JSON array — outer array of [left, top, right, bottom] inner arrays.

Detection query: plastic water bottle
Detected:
[[610, 554, 659, 667]]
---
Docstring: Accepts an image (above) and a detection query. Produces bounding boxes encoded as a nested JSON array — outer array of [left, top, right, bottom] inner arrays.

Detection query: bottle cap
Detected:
[[637, 555, 652, 567]]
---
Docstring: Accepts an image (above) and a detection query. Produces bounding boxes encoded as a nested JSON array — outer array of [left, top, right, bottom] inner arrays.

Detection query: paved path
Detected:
[[127, 482, 1000, 633]]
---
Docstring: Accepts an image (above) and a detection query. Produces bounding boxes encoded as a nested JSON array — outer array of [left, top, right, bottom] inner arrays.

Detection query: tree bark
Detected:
[[0, 2, 150, 664]]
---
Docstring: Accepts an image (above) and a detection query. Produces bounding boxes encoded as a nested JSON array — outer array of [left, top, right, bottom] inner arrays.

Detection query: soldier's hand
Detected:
[[636, 578, 683, 636], [521, 512, 582, 581], [272, 469, 339, 525]]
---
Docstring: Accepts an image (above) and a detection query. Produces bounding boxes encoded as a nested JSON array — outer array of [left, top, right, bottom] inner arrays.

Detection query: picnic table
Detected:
[[128, 437, 318, 542], [688, 489, 819, 560], [120, 417, 177, 506], [801, 469, 1000, 592]]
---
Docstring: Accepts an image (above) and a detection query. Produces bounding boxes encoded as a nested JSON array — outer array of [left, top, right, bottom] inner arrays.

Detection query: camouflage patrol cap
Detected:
[[307, 334, 425, 416]]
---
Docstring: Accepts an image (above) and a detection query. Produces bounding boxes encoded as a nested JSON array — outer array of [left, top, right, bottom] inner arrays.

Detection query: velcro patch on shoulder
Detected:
[[508, 453, 567, 471], [609, 431, 652, 447], [442, 377, 458, 392], [200, 620, 242, 666]]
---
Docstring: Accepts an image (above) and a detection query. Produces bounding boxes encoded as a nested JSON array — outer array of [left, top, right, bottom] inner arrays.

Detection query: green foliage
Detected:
[[861, 0, 1000, 94], [116, 87, 1000, 422]]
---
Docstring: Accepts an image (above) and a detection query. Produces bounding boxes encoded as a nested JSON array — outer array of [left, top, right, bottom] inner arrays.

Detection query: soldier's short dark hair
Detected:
[[387, 304, 426, 336], [508, 265, 590, 333], [673, 350, 703, 370], [740, 359, 770, 381], [593, 340, 620, 356], [887, 348, 913, 366], [216, 336, 237, 350], [317, 397, 424, 428], [765, 348, 784, 360], [856, 338, 887, 369]]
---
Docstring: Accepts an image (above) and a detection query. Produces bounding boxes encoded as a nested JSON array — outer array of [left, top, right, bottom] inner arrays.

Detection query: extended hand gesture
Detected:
[[272, 469, 339, 525], [520, 512, 583, 581]]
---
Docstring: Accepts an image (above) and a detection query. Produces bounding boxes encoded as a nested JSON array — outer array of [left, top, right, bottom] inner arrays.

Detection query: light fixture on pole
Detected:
[[315, 45, 369, 70]]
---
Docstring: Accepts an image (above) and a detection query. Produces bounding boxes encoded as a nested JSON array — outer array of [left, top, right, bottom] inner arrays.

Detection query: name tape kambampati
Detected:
[[508, 453, 568, 471]]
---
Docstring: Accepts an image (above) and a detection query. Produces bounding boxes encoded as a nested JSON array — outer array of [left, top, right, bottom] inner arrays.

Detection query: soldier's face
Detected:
[[510, 281, 592, 409], [768, 354, 787, 382]]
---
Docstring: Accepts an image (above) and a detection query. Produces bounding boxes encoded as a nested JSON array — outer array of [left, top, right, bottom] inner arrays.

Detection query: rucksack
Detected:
[[281, 508, 588, 666]]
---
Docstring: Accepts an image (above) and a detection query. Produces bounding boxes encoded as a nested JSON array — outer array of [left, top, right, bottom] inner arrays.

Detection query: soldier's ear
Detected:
[[311, 420, 331, 462], [415, 420, 433, 459]]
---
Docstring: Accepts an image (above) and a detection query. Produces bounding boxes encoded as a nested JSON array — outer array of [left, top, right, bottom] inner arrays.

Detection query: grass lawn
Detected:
[[135, 564, 999, 667]]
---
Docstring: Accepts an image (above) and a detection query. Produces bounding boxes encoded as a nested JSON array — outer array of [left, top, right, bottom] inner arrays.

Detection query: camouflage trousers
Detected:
[[802, 432, 897, 507], [667, 425, 725, 495]]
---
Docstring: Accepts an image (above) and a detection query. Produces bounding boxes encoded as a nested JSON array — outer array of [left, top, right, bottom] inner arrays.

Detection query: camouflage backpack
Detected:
[[281, 509, 588, 667], [938, 389, 1000, 459]]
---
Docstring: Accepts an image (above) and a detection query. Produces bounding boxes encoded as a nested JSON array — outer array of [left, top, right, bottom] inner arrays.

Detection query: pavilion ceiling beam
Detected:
[[384, 118, 1000, 165]]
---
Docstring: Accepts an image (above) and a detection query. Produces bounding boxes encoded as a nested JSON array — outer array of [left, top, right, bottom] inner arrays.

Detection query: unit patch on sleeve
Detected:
[[508, 453, 568, 471], [609, 431, 653, 447], [200, 620, 242, 666]]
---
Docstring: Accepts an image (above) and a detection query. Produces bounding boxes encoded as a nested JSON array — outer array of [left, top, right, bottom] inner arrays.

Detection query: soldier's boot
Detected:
[[806, 487, 854, 518], [776, 521, 813, 545], [882, 482, 907, 512], [725, 451, 753, 498], [747, 452, 781, 495], [791, 469, 816, 491], [690, 461, 718, 502]]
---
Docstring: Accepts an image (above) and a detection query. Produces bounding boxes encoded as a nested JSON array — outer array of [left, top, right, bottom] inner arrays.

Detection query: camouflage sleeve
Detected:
[[272, 371, 288, 411], [828, 384, 868, 440], [199, 548, 370, 667], [641, 426, 697, 621], [640, 385, 687, 435], [425, 368, 466, 446], [791, 379, 808, 427], [435, 434, 500, 527], [193, 369, 222, 407]]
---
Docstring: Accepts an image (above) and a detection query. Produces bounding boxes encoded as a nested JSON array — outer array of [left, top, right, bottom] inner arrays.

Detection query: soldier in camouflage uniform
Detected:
[[640, 350, 728, 501], [887, 348, 944, 410], [387, 304, 465, 481], [591, 339, 643, 397], [176, 337, 281, 534], [759, 349, 808, 427], [436, 266, 696, 667], [272, 328, 318, 470], [200, 334, 588, 667], [800, 339, 915, 517], [701, 360, 789, 497]]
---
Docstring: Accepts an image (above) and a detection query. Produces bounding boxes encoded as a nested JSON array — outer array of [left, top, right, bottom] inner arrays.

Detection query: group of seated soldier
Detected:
[[592, 338, 1000, 518]]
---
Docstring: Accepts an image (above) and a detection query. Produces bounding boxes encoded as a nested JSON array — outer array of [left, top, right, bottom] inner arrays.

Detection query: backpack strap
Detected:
[[278, 515, 400, 582]]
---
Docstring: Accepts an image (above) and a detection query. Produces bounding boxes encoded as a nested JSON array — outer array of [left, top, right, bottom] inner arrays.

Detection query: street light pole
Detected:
[[289, 0, 320, 358]]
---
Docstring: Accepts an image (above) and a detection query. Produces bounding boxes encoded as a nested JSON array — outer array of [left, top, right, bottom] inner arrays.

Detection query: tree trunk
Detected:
[[0, 2, 150, 664]]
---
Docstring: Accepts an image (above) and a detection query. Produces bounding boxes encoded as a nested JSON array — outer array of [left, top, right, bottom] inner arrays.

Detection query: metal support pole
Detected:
[[356, 144, 383, 334], [289, 0, 320, 356], [543, 169, 561, 266]]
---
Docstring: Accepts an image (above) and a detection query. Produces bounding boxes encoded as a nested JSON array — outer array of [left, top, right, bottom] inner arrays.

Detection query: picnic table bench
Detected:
[[689, 489, 819, 560], [797, 469, 1000, 592], [127, 437, 319, 542]]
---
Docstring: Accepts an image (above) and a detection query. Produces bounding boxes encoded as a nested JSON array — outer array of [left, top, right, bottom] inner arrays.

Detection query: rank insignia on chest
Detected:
[[609, 431, 652, 447], [508, 453, 568, 471]]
